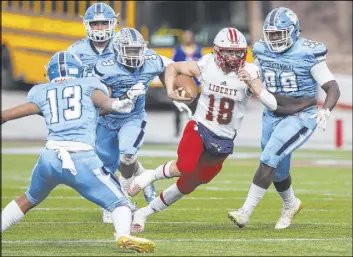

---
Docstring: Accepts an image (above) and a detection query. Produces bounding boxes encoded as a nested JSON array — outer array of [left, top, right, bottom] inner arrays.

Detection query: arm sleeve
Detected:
[[310, 60, 335, 87], [27, 86, 42, 109]]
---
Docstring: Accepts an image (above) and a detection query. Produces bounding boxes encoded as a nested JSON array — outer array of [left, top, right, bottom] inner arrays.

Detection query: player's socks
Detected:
[[112, 205, 132, 239], [135, 162, 157, 204], [1, 200, 25, 232], [134, 161, 145, 176], [149, 183, 184, 213], [131, 183, 184, 233], [119, 175, 134, 195], [277, 185, 298, 209], [241, 183, 267, 214], [153, 161, 173, 180]]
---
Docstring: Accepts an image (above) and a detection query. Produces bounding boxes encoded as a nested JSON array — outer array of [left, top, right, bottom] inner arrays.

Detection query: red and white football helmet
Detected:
[[213, 28, 248, 73]]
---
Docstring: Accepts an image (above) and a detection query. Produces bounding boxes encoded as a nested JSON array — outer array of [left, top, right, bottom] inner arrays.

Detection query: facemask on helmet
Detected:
[[83, 3, 118, 42], [213, 28, 248, 73], [263, 7, 300, 53], [114, 28, 147, 68]]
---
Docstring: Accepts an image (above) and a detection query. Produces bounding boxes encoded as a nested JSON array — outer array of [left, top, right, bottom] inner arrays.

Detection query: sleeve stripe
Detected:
[[313, 49, 328, 57]]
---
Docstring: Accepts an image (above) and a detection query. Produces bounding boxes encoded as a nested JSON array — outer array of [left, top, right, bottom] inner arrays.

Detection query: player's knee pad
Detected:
[[119, 154, 137, 166], [176, 176, 201, 195]]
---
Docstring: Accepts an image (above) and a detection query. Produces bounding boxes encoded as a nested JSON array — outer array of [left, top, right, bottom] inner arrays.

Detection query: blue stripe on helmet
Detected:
[[97, 3, 102, 13], [269, 8, 279, 26], [129, 28, 137, 41], [58, 51, 66, 77]]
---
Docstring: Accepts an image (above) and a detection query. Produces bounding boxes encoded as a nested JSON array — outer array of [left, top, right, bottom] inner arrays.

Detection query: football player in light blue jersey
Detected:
[[1, 51, 156, 253], [67, 2, 118, 77], [93, 27, 186, 219], [229, 7, 340, 229]]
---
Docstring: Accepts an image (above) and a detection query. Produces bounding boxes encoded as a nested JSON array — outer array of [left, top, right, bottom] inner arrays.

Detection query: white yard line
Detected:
[[2, 238, 352, 244]]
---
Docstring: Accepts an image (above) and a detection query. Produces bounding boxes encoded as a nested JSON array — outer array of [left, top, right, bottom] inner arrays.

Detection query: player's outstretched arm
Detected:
[[1, 103, 41, 125], [165, 61, 200, 101], [91, 90, 133, 114]]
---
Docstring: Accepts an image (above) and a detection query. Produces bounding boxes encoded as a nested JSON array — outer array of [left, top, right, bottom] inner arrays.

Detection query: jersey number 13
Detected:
[[47, 85, 83, 124]]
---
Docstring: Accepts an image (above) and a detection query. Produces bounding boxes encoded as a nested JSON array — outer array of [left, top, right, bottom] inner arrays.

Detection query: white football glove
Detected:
[[111, 99, 135, 114], [173, 100, 194, 120], [310, 108, 330, 131], [126, 82, 146, 100]]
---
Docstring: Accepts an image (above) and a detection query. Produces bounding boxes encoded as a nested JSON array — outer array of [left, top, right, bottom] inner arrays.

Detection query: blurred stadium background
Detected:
[[1, 1, 352, 149], [1, 2, 352, 256]]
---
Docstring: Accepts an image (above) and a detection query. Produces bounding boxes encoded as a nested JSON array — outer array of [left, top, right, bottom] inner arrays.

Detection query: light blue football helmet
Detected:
[[263, 7, 300, 53], [46, 51, 83, 82], [83, 2, 119, 42], [113, 27, 147, 68]]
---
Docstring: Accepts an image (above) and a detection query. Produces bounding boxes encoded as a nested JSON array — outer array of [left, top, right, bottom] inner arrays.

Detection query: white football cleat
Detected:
[[127, 170, 155, 197], [131, 208, 148, 233], [275, 198, 303, 229], [102, 208, 113, 224], [116, 235, 155, 253], [228, 208, 251, 228]]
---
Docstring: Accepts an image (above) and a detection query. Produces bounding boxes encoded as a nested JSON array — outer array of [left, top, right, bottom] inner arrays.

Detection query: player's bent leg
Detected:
[[134, 161, 157, 204], [230, 162, 276, 229], [176, 120, 204, 174], [117, 117, 158, 204], [95, 124, 120, 174], [2, 149, 60, 233], [128, 161, 179, 197], [1, 195, 32, 233], [132, 182, 186, 233], [261, 116, 314, 228], [66, 156, 155, 252], [96, 124, 120, 223]]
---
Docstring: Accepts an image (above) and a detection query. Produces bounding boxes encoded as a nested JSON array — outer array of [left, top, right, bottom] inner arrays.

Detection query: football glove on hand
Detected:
[[310, 108, 330, 131], [126, 82, 146, 100], [111, 99, 135, 114], [173, 100, 193, 120]]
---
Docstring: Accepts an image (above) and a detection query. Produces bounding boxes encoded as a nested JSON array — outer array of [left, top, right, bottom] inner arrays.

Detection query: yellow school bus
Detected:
[[2, 1, 253, 89]]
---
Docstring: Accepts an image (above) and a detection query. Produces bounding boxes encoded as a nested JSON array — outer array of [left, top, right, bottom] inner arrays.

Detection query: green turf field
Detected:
[[1, 146, 352, 256]]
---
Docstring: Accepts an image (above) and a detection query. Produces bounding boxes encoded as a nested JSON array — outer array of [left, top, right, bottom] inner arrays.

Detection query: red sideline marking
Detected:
[[335, 119, 343, 149]]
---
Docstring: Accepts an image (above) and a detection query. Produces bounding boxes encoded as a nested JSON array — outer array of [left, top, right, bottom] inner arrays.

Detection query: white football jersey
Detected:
[[194, 53, 259, 139]]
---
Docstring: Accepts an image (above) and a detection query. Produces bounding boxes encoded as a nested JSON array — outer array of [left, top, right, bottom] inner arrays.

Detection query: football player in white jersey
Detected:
[[124, 27, 281, 232]]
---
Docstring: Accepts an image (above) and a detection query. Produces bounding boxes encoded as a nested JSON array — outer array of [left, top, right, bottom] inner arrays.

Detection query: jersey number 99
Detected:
[[47, 85, 83, 124], [264, 69, 299, 93]]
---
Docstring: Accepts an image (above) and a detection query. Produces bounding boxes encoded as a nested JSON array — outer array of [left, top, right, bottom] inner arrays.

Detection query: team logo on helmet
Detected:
[[226, 28, 238, 43]]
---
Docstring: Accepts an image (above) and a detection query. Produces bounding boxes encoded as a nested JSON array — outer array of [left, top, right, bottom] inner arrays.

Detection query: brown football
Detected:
[[173, 74, 198, 98]]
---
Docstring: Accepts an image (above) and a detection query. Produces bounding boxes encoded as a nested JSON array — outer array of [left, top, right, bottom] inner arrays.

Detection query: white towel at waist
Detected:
[[45, 140, 94, 176]]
